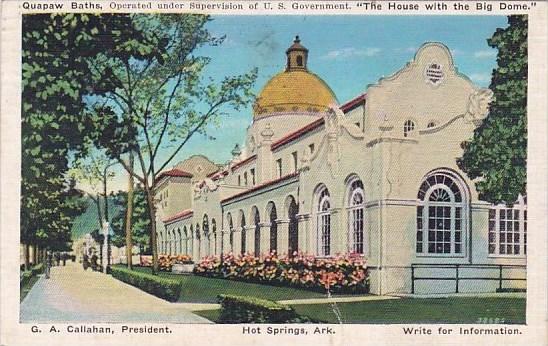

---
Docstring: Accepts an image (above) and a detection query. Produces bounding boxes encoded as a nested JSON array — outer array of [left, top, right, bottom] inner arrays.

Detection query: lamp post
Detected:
[[102, 221, 112, 273]]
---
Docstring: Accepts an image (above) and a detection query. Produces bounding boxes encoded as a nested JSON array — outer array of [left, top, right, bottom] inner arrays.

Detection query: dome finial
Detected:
[[294, 35, 300, 43]]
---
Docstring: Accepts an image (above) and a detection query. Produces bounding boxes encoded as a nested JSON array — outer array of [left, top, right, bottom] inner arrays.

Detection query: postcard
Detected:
[[1, 1, 546, 345]]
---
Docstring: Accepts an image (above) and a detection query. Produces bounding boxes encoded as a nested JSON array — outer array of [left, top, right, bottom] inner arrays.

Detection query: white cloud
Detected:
[[474, 50, 497, 59], [469, 73, 491, 83], [322, 47, 381, 60]]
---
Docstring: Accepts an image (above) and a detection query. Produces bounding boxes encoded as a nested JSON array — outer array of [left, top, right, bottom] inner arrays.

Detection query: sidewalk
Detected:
[[20, 262, 211, 323]]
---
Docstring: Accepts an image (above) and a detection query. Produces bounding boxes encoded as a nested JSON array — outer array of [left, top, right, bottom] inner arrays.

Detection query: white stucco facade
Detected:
[[154, 41, 526, 295]]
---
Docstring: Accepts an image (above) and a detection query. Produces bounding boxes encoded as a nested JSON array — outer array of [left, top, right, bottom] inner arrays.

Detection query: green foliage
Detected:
[[110, 187, 150, 248], [21, 14, 160, 251], [217, 295, 315, 323], [110, 266, 181, 302], [458, 16, 527, 204]]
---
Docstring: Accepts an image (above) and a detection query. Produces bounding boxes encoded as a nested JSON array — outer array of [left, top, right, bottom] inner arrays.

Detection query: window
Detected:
[[269, 204, 278, 253], [317, 187, 331, 256], [276, 159, 283, 178], [355, 122, 361, 128], [211, 218, 217, 256], [238, 175, 241, 186], [416, 171, 467, 255], [240, 213, 246, 254], [489, 196, 527, 256], [250, 168, 256, 186], [427, 121, 436, 128], [244, 172, 248, 186], [203, 215, 210, 256], [227, 213, 234, 253], [195, 223, 201, 259], [254, 208, 260, 257], [309, 143, 315, 154], [292, 151, 298, 173], [404, 120, 415, 137], [288, 197, 299, 256], [296, 55, 303, 66], [347, 178, 365, 254]]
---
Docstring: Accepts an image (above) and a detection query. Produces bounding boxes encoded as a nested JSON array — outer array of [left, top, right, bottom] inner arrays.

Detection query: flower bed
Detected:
[[140, 255, 193, 272], [194, 253, 369, 294]]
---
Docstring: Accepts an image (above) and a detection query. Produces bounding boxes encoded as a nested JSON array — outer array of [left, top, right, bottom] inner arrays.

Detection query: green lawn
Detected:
[[122, 265, 331, 303], [196, 297, 526, 324]]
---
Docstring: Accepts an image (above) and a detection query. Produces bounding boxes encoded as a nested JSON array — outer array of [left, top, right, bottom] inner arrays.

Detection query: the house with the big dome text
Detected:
[[153, 37, 526, 295]]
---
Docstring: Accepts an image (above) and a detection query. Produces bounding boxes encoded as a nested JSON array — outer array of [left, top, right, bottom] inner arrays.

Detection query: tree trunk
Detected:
[[144, 186, 158, 275], [103, 169, 110, 269], [32, 244, 38, 265], [24, 243, 30, 270], [125, 152, 134, 270]]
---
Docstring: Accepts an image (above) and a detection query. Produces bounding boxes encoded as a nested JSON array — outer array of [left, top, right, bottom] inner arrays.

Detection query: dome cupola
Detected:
[[253, 36, 337, 120]]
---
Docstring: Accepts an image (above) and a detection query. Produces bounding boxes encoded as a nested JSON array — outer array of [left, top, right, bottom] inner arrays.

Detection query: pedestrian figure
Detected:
[[45, 251, 52, 279], [91, 253, 98, 271], [62, 253, 67, 266], [83, 254, 89, 271]]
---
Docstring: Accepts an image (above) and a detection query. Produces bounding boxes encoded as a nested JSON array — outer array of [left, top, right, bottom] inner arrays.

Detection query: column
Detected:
[[245, 225, 254, 255], [277, 219, 290, 255], [259, 223, 271, 256], [297, 213, 312, 254]]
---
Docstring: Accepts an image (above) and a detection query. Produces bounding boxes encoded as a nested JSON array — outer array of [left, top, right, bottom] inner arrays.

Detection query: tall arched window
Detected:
[[195, 223, 201, 259], [227, 213, 234, 253], [347, 178, 365, 254], [177, 228, 182, 255], [416, 171, 467, 255], [403, 120, 415, 137], [203, 215, 209, 256], [253, 208, 260, 257], [269, 203, 278, 253], [189, 225, 194, 256], [211, 218, 217, 256], [317, 187, 331, 256], [288, 197, 299, 256], [296, 55, 303, 66], [240, 212, 246, 254], [183, 226, 188, 254]]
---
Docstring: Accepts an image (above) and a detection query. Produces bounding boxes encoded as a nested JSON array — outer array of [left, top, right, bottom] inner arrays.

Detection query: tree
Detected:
[[91, 14, 257, 273], [458, 16, 527, 204], [21, 14, 162, 266], [110, 186, 150, 254]]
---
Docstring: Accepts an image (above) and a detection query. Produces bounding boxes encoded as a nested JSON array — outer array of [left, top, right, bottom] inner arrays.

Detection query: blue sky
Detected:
[[107, 15, 509, 191]]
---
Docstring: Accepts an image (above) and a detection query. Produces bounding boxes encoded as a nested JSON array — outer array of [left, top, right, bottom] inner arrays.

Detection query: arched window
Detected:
[[253, 208, 260, 257], [227, 213, 234, 253], [195, 223, 201, 259], [416, 171, 467, 255], [189, 225, 194, 256], [203, 215, 210, 256], [288, 197, 299, 256], [404, 120, 415, 137], [211, 218, 217, 256], [427, 121, 436, 128], [317, 187, 331, 256], [240, 212, 246, 254], [296, 55, 303, 66], [183, 226, 188, 254], [269, 203, 278, 254], [347, 178, 365, 254]]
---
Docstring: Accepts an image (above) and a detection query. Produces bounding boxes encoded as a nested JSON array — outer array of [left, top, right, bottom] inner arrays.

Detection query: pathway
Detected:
[[20, 262, 211, 323]]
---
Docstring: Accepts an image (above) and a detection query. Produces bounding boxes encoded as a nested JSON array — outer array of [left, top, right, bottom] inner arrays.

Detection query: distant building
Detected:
[[154, 38, 526, 294]]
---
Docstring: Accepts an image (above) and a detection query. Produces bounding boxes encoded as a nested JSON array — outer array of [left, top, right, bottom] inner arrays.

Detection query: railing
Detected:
[[411, 263, 526, 294]]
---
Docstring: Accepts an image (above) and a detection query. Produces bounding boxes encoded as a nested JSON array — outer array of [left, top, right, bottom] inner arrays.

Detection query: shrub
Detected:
[[20, 271, 33, 288], [195, 253, 369, 294], [140, 255, 193, 271], [110, 267, 182, 302], [31, 263, 44, 275], [217, 295, 316, 323]]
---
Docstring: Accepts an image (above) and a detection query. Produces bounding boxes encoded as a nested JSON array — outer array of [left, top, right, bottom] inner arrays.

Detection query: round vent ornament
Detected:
[[424, 62, 444, 86]]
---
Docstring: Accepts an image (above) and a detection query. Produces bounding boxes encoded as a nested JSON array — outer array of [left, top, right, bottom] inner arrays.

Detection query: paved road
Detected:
[[20, 262, 211, 323]]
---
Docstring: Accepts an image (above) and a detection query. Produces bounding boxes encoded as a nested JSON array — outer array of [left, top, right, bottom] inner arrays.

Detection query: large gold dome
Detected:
[[253, 37, 338, 119]]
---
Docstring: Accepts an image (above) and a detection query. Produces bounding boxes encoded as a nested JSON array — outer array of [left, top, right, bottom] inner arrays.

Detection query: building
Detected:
[[154, 38, 527, 295]]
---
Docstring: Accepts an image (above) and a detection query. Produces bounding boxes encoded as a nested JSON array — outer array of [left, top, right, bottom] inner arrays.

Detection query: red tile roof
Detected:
[[221, 172, 299, 204], [163, 209, 193, 224], [271, 118, 325, 151], [156, 168, 193, 183], [340, 93, 366, 113], [231, 154, 257, 172]]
